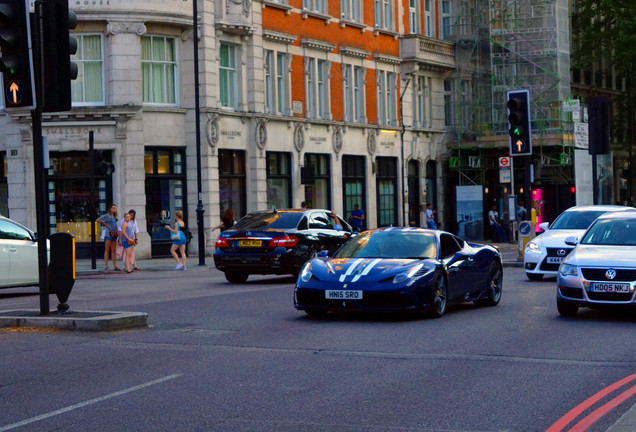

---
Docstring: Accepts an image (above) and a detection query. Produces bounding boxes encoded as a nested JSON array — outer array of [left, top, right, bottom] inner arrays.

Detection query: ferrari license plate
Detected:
[[590, 282, 630, 293], [547, 257, 564, 264], [325, 290, 363, 300], [239, 240, 261, 247]]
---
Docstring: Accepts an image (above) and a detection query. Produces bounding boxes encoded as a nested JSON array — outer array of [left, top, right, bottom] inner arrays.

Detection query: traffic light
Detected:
[[0, 0, 35, 110], [39, 0, 77, 112], [507, 90, 532, 156], [588, 96, 609, 155], [94, 150, 115, 175]]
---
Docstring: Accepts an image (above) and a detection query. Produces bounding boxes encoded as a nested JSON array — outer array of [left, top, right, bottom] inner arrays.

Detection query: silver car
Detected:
[[524, 205, 634, 280], [556, 210, 636, 316]]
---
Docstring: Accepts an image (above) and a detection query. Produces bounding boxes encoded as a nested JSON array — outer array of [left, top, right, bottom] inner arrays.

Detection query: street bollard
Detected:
[[48, 232, 76, 312], [517, 220, 535, 260]]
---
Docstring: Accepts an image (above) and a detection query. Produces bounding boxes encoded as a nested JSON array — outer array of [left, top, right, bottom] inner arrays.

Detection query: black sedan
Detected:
[[214, 209, 354, 283], [294, 228, 503, 318]]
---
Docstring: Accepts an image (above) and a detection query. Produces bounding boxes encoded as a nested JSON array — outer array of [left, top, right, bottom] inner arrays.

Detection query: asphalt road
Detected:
[[0, 266, 634, 431]]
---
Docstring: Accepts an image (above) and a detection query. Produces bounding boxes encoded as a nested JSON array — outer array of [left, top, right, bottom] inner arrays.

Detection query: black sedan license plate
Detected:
[[325, 290, 363, 300], [239, 240, 261, 247], [590, 282, 630, 293]]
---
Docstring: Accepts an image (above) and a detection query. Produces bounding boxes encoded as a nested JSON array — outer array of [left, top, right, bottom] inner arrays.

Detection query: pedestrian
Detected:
[[127, 209, 141, 270], [329, 211, 342, 231], [349, 203, 365, 232], [300, 201, 308, 209], [516, 203, 528, 222], [488, 204, 507, 242], [212, 208, 236, 232], [165, 210, 187, 270], [120, 212, 137, 273], [426, 203, 437, 229], [96, 204, 120, 271]]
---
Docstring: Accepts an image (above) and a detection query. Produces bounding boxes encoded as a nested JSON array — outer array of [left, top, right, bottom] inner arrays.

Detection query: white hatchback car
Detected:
[[524, 205, 634, 280], [0, 215, 45, 288]]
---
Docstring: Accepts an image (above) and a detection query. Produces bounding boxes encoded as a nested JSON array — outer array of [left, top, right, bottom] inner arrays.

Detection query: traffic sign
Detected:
[[5, 79, 24, 104], [499, 157, 510, 168], [519, 221, 533, 236]]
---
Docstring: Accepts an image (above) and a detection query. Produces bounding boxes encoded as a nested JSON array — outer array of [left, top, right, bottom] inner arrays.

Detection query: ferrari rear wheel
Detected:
[[428, 273, 447, 318], [225, 271, 249, 284], [475, 261, 503, 307]]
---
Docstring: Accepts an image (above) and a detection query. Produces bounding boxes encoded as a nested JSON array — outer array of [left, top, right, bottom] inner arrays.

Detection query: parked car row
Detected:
[[523, 205, 636, 317]]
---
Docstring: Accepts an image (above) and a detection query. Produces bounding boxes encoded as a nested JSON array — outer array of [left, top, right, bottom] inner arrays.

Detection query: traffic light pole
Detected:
[[193, 0, 205, 265]]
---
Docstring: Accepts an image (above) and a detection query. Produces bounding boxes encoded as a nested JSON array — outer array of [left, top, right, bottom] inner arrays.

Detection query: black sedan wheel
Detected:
[[475, 261, 503, 307], [557, 299, 579, 317], [428, 273, 447, 318], [225, 272, 249, 284]]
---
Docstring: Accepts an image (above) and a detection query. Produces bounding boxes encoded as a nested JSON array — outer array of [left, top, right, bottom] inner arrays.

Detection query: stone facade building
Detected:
[[0, 0, 454, 258]]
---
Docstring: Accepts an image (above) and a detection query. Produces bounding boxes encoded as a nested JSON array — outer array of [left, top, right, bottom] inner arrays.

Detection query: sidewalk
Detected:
[[75, 241, 522, 276], [75, 257, 215, 276]]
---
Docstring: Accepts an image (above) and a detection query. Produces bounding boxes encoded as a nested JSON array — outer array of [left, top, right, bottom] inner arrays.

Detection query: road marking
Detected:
[[0, 374, 182, 431], [545, 373, 636, 432]]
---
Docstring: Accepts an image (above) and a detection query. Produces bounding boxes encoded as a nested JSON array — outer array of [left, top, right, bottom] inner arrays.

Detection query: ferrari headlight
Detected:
[[526, 241, 540, 252], [300, 264, 313, 282], [559, 263, 578, 276], [393, 264, 425, 286]]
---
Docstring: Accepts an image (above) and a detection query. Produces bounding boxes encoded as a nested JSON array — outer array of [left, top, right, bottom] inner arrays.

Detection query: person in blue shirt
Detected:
[[329, 211, 342, 231], [349, 204, 365, 232]]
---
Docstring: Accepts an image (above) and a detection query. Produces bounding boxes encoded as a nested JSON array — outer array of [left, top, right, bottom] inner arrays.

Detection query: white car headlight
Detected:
[[559, 263, 578, 276], [526, 241, 540, 251]]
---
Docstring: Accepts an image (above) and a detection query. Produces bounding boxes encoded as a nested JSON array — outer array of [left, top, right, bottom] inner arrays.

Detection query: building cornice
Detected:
[[301, 38, 335, 53], [263, 30, 297, 45]]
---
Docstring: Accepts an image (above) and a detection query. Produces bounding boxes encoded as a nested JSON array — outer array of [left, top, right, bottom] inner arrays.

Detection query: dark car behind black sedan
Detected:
[[213, 209, 354, 283]]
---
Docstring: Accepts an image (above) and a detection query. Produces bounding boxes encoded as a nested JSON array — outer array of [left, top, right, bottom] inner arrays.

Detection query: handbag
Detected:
[[109, 230, 119, 239], [127, 238, 135, 246], [116, 243, 124, 257]]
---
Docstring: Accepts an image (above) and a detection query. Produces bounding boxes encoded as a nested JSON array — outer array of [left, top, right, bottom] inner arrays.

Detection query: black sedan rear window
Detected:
[[232, 212, 304, 230]]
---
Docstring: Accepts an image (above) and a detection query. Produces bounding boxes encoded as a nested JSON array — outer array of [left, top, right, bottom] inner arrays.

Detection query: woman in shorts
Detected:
[[165, 210, 187, 270], [96, 204, 120, 271]]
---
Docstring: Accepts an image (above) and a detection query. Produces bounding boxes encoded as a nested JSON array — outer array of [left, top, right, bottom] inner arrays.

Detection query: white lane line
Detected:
[[0, 374, 183, 431]]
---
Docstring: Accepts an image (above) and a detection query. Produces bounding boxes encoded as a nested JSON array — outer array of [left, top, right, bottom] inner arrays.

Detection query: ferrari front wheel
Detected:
[[428, 273, 447, 318]]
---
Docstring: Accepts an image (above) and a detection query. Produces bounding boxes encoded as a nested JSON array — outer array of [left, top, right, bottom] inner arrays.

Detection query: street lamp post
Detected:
[[192, 0, 205, 265], [400, 77, 411, 227]]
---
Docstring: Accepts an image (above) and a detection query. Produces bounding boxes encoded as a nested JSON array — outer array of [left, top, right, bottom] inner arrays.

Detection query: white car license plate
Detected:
[[547, 257, 564, 264], [590, 282, 630, 293], [325, 290, 363, 300]]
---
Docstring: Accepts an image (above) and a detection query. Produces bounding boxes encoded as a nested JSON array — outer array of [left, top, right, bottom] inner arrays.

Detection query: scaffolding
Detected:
[[448, 0, 574, 184]]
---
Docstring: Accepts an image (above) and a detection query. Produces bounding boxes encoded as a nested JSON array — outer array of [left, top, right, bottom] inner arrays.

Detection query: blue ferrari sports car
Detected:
[[294, 228, 503, 318]]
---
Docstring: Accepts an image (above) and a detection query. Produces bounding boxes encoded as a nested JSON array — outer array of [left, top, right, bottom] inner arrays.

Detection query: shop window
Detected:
[[219, 150, 246, 218], [266, 152, 292, 209], [144, 148, 187, 253], [304, 153, 331, 209], [376, 156, 398, 227], [342, 155, 366, 226]]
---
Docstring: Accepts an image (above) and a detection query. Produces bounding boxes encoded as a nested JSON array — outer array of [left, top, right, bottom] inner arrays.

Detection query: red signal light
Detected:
[[570, 186, 576, 194]]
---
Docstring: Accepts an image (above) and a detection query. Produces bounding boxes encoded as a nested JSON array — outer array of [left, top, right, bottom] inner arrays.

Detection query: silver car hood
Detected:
[[567, 245, 636, 267]]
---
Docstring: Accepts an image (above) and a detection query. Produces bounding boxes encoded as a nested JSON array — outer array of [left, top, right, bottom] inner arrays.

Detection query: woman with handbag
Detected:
[[96, 204, 120, 271], [165, 210, 187, 270], [120, 212, 137, 273]]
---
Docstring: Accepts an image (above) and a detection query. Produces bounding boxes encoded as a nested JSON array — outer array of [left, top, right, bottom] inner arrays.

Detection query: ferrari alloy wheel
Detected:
[[429, 273, 447, 318], [225, 271, 249, 284], [557, 299, 579, 317], [526, 272, 543, 281], [475, 261, 503, 307]]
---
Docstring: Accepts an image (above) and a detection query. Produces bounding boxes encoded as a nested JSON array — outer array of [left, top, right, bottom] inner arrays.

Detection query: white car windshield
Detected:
[[549, 210, 606, 230], [580, 219, 636, 246]]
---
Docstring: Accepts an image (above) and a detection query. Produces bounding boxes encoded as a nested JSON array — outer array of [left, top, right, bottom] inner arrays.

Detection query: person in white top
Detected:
[[426, 203, 437, 229], [488, 204, 506, 242]]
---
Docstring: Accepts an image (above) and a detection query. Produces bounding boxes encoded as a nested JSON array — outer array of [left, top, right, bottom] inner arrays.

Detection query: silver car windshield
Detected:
[[580, 219, 636, 246]]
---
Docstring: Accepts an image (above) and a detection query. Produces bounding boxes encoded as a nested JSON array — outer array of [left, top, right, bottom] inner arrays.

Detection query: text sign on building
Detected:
[[563, 99, 580, 112]]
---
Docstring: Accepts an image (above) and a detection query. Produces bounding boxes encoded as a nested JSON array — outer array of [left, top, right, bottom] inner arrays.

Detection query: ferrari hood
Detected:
[[306, 257, 436, 283]]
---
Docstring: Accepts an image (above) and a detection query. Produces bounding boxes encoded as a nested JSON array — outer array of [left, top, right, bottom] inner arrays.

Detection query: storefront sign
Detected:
[[309, 136, 326, 143], [221, 130, 242, 139]]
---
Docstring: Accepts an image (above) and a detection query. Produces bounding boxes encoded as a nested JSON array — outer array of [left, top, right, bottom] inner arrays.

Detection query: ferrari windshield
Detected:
[[580, 218, 636, 246], [334, 230, 437, 259], [550, 210, 606, 230]]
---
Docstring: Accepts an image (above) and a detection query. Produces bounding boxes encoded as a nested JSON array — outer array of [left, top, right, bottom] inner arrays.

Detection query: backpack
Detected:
[[182, 227, 193, 243]]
